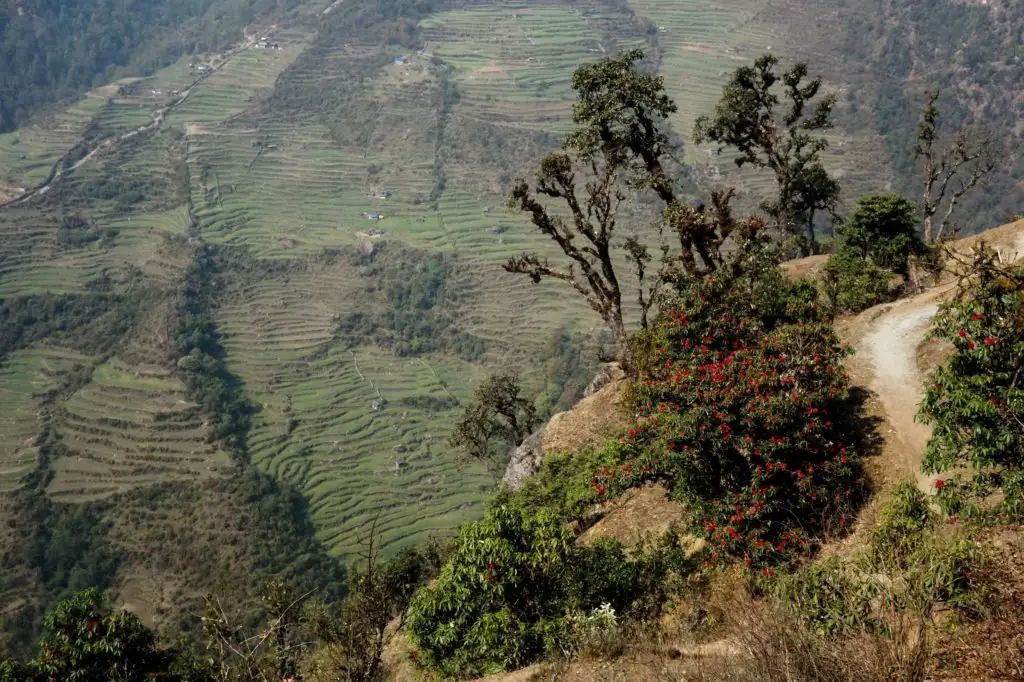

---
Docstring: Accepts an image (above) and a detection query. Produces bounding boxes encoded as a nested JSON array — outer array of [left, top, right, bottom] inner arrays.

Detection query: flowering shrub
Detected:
[[597, 272, 863, 569], [919, 255, 1024, 517]]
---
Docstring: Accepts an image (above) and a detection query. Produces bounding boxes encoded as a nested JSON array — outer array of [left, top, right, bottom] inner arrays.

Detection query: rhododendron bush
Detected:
[[919, 253, 1024, 517], [599, 273, 865, 568]]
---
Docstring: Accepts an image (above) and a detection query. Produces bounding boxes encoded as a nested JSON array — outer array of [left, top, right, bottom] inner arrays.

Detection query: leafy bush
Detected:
[[773, 557, 881, 637], [776, 481, 988, 638], [496, 448, 616, 527], [919, 254, 1024, 517], [406, 504, 678, 676], [823, 248, 895, 313], [868, 482, 934, 567], [836, 195, 923, 275], [1, 588, 199, 681], [597, 269, 863, 569]]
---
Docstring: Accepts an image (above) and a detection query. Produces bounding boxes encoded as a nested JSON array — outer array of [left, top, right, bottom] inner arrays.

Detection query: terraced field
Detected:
[[0, 95, 108, 192], [49, 358, 231, 503], [0, 349, 90, 493]]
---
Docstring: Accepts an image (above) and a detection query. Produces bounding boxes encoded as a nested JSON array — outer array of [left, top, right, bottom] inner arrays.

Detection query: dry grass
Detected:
[[692, 601, 930, 682]]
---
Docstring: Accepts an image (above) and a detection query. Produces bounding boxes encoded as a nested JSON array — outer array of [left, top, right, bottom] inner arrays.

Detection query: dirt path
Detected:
[[857, 297, 941, 492]]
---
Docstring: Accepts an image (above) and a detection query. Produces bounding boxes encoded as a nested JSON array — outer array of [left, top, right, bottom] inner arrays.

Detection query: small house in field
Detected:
[[393, 55, 408, 65]]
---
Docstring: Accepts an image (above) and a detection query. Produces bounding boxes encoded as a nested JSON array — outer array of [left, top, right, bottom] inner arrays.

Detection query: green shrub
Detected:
[[773, 557, 882, 637], [777, 482, 988, 638], [823, 248, 895, 313], [868, 482, 934, 568], [919, 256, 1024, 517], [497, 448, 615, 526], [406, 504, 677, 676]]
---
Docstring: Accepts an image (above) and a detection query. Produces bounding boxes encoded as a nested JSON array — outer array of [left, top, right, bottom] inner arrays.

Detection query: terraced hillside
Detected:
[[0, 0, 1020, 645]]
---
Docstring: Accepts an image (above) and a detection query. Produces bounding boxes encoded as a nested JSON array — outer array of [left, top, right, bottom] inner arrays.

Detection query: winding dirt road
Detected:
[[850, 223, 1024, 494], [0, 33, 258, 209], [857, 296, 942, 491]]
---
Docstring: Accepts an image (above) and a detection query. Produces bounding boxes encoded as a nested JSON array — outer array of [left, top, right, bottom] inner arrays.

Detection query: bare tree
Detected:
[[202, 579, 313, 682], [506, 50, 757, 372], [304, 519, 431, 682], [916, 90, 997, 244]]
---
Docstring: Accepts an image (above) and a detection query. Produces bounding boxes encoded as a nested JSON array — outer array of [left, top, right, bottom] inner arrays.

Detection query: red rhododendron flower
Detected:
[[985, 337, 996, 346], [935, 480, 945, 489]]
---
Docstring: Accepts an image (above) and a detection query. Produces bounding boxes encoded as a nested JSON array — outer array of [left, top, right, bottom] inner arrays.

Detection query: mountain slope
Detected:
[[0, 0, 1021, 652]]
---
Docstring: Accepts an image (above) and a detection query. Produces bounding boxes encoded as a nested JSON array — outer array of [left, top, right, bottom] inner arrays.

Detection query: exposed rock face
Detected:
[[583, 361, 623, 397], [501, 363, 630, 491], [501, 425, 548, 491]]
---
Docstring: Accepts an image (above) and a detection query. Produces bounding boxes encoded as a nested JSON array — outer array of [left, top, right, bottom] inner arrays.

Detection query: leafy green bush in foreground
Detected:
[[406, 503, 683, 677]]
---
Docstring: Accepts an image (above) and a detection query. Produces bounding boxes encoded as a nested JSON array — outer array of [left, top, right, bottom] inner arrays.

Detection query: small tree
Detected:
[[449, 373, 537, 475], [304, 522, 432, 682], [919, 245, 1024, 517], [694, 54, 839, 256], [836, 194, 923, 276], [507, 50, 757, 372], [24, 588, 188, 682], [915, 90, 996, 244]]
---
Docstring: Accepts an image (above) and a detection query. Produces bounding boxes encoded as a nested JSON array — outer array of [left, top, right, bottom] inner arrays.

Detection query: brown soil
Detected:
[[541, 374, 631, 455], [579, 483, 688, 550]]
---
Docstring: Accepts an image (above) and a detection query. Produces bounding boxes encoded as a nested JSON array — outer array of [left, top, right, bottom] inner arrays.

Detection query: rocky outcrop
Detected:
[[501, 425, 548, 491], [501, 363, 630, 491], [583, 362, 623, 397]]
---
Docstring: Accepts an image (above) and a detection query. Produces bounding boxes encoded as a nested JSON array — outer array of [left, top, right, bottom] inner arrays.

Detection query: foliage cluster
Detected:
[[824, 194, 924, 313], [333, 247, 486, 361], [449, 373, 537, 474], [598, 260, 862, 569], [173, 245, 257, 458], [0, 588, 194, 682], [492, 448, 618, 529], [1, 532, 427, 681], [919, 251, 1024, 517], [55, 215, 118, 249], [0, 294, 117, 360], [774, 483, 987, 638], [406, 503, 685, 677]]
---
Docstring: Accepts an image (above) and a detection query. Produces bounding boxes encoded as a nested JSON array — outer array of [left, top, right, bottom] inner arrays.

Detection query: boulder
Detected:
[[501, 424, 547, 491]]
